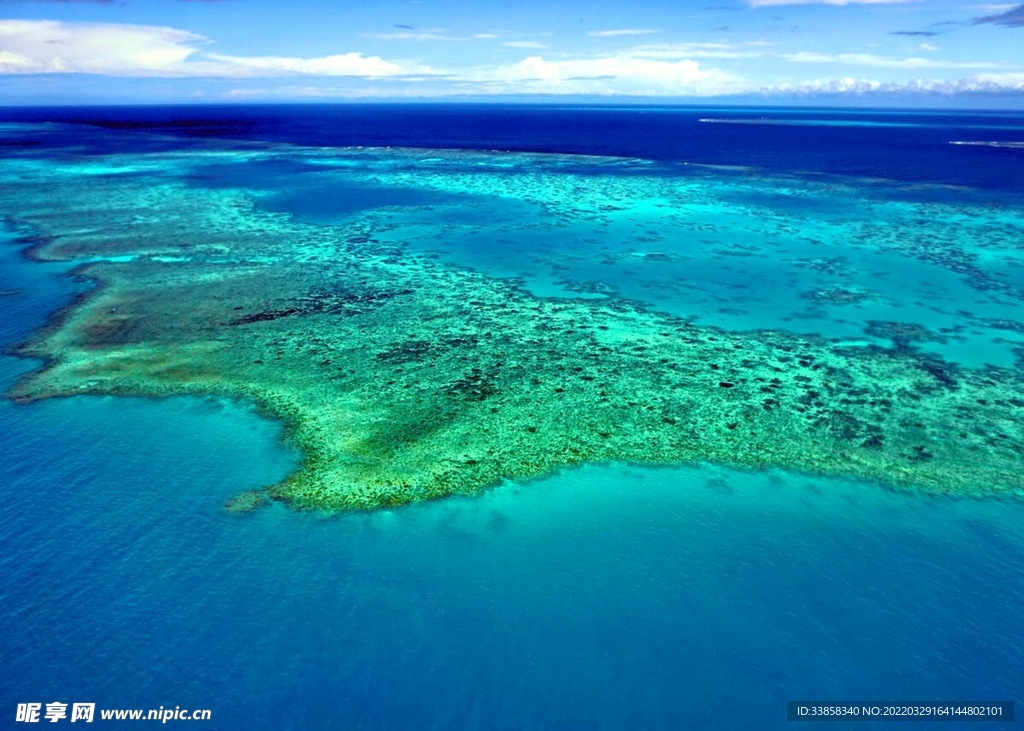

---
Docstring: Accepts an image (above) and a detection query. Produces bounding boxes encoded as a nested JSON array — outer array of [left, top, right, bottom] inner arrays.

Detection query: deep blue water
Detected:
[[3, 104, 1024, 194], [2, 106, 1024, 729]]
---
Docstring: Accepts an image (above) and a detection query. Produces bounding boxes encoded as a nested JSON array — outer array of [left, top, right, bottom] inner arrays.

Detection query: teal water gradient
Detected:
[[1, 227, 1023, 729]]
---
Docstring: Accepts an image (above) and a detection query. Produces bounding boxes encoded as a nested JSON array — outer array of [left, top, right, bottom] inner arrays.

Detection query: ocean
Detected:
[[1, 105, 1023, 729]]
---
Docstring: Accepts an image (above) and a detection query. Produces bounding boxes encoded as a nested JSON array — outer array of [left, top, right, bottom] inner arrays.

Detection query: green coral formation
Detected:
[[3, 145, 1024, 511]]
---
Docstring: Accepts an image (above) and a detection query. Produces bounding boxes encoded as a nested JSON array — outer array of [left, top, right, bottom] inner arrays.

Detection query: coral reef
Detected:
[[3, 145, 1023, 512], [802, 287, 876, 306], [223, 489, 270, 514]]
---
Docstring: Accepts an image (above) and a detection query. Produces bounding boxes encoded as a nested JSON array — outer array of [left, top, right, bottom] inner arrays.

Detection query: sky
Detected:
[[0, 0, 1022, 105]]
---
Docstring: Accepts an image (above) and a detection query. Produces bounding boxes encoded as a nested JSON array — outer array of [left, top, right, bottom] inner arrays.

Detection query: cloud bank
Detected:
[[0, 18, 1021, 101], [0, 20, 421, 77]]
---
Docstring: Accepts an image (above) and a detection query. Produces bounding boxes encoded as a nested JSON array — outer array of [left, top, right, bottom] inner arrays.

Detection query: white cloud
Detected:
[[204, 53, 408, 77], [364, 27, 550, 42], [222, 69, 1024, 100], [0, 20, 427, 78], [587, 29, 659, 37], [359, 29, 461, 41], [762, 73, 1024, 94], [763, 76, 886, 93], [503, 41, 547, 49], [971, 71, 1024, 87], [624, 42, 768, 60], [0, 50, 33, 68], [0, 20, 203, 75], [453, 54, 745, 95], [782, 51, 1003, 69], [750, 0, 912, 6]]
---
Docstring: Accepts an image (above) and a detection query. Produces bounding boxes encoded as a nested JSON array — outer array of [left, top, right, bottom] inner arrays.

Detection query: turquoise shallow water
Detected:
[[183, 147, 1024, 369], [1, 227, 1023, 728]]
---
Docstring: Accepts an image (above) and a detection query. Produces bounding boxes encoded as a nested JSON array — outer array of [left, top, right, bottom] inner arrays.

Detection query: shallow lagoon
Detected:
[[180, 146, 1024, 369]]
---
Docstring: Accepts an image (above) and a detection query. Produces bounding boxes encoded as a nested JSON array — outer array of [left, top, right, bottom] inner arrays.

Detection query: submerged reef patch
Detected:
[[864, 320, 948, 349], [3, 145, 1024, 511], [802, 287, 877, 306]]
